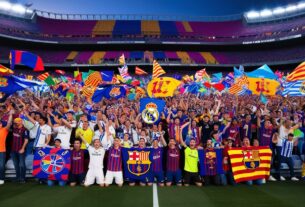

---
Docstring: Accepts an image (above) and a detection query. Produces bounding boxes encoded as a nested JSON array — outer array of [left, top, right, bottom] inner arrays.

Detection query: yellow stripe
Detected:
[[92, 20, 115, 35], [228, 150, 243, 155], [234, 171, 270, 180], [141, 20, 160, 35], [66, 51, 78, 61], [232, 163, 271, 171], [182, 21, 193, 32], [89, 51, 105, 64], [230, 156, 271, 164], [200, 52, 218, 64], [177, 51, 191, 64]]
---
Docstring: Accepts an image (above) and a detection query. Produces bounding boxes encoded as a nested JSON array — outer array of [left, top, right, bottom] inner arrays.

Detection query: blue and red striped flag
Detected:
[[10, 50, 44, 71]]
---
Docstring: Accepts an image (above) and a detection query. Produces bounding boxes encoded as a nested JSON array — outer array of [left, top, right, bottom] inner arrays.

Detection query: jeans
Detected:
[[47, 180, 66, 187], [11, 152, 26, 181], [280, 156, 295, 178], [26, 140, 34, 156], [274, 146, 282, 179], [0, 152, 5, 180], [220, 171, 236, 186]]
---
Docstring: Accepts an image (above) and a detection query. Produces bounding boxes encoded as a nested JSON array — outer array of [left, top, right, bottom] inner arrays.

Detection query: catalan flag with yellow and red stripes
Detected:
[[152, 60, 166, 79], [228, 146, 272, 183], [286, 62, 305, 82]]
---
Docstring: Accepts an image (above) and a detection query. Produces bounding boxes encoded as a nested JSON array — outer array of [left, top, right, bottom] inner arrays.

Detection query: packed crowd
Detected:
[[0, 89, 304, 187]]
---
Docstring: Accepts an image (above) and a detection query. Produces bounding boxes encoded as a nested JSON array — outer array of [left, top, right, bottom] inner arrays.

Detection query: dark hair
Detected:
[[74, 139, 82, 144], [288, 133, 294, 137], [40, 116, 48, 123]]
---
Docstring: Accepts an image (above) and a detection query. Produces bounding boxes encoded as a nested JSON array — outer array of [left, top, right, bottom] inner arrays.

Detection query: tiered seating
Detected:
[[66, 51, 79, 61], [159, 21, 179, 36], [89, 51, 106, 64], [113, 20, 141, 35], [176, 51, 191, 64], [141, 20, 160, 35], [200, 52, 218, 64], [92, 20, 116, 36]]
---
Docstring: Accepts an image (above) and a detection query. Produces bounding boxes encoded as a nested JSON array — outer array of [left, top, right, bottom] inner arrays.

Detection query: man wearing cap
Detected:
[[0, 110, 13, 185], [11, 117, 29, 183]]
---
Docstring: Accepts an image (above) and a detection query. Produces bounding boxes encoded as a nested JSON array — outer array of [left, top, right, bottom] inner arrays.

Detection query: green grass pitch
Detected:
[[0, 181, 304, 207]]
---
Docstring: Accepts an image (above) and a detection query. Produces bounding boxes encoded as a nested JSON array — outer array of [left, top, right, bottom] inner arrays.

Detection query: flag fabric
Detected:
[[247, 77, 280, 96], [32, 148, 71, 181], [140, 97, 165, 124], [282, 80, 305, 96], [84, 71, 102, 87], [118, 64, 132, 81], [74, 71, 82, 82], [101, 71, 114, 82], [82, 85, 96, 99], [0, 75, 42, 96], [92, 86, 126, 103], [121, 148, 153, 181], [118, 54, 125, 65], [136, 86, 146, 97], [10, 50, 44, 71], [55, 70, 65, 75], [26, 75, 33, 80], [195, 68, 210, 81], [228, 76, 249, 95], [147, 77, 181, 97], [0, 64, 13, 75], [286, 62, 305, 82], [37, 72, 50, 81], [44, 76, 55, 86], [260, 93, 268, 104], [246, 64, 277, 80], [152, 60, 166, 79], [135, 66, 148, 75], [234, 67, 243, 78], [228, 146, 272, 183], [198, 149, 224, 176], [222, 72, 234, 88]]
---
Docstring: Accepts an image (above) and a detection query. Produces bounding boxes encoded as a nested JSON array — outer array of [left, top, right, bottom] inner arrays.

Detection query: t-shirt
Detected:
[[86, 143, 105, 169], [184, 147, 199, 173], [75, 127, 94, 149], [35, 124, 52, 148], [278, 125, 289, 147], [53, 126, 73, 149], [0, 128, 8, 152]]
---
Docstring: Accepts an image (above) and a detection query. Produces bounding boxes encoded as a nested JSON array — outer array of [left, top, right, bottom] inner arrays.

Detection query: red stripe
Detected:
[[235, 175, 267, 183], [233, 167, 270, 174], [15, 50, 22, 64], [231, 160, 271, 168], [229, 153, 272, 159]]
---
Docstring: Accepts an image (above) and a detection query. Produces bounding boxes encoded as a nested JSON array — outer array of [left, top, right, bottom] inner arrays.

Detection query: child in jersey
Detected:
[[166, 138, 182, 186]]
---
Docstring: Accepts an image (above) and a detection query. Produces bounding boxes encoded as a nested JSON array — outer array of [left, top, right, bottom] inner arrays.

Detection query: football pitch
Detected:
[[0, 181, 304, 207]]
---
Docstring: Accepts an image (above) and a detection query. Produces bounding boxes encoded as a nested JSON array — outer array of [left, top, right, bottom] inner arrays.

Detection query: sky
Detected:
[[8, 0, 301, 16]]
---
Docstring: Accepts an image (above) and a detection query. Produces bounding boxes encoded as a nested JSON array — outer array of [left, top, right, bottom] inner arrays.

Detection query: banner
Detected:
[[247, 77, 280, 96], [140, 98, 165, 124], [33, 148, 71, 181], [147, 77, 181, 97], [122, 148, 153, 181], [198, 149, 224, 176], [92, 85, 126, 102], [228, 146, 272, 183], [10, 50, 44, 71]]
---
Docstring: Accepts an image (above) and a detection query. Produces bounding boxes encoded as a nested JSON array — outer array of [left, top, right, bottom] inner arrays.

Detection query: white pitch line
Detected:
[[153, 183, 159, 207]]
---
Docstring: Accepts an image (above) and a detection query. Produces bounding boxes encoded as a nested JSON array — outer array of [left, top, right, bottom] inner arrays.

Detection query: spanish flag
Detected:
[[152, 60, 166, 79], [228, 146, 272, 183]]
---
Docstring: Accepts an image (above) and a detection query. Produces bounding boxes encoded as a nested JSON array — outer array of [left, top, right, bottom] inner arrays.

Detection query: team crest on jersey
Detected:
[[109, 87, 121, 97], [0, 77, 8, 87], [141, 102, 159, 124], [127, 151, 151, 176], [243, 150, 260, 169], [299, 81, 305, 94]]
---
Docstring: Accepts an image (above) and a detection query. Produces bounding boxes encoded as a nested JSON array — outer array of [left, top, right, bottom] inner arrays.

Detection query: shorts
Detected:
[[148, 171, 164, 183], [84, 168, 104, 186], [105, 171, 123, 185], [184, 171, 201, 184], [166, 170, 182, 184], [69, 173, 86, 184], [129, 177, 150, 184]]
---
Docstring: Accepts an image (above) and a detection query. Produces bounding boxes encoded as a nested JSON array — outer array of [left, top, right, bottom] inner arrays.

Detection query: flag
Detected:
[[286, 62, 305, 82], [135, 66, 148, 75], [74, 71, 82, 82], [228, 76, 249, 95], [260, 93, 268, 104], [234, 67, 243, 78], [0, 75, 42, 96], [222, 72, 234, 88], [26, 75, 33, 80], [82, 85, 95, 99], [147, 77, 181, 97], [0, 64, 13, 75], [282, 80, 305, 96], [60, 76, 68, 83], [84, 71, 102, 87], [118, 64, 132, 81], [247, 77, 280, 96], [152, 60, 166, 79], [10, 50, 44, 71], [195, 68, 210, 81], [55, 70, 65, 75], [92, 86, 126, 103], [135, 86, 146, 97], [37, 72, 50, 81], [198, 149, 224, 176], [246, 64, 277, 80], [33, 148, 71, 181], [121, 148, 153, 181], [228, 146, 272, 183], [140, 97, 165, 124], [118, 54, 125, 65], [212, 72, 223, 82], [101, 71, 114, 82]]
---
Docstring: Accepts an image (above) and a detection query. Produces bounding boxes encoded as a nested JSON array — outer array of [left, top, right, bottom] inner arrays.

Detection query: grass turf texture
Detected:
[[0, 181, 304, 207]]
